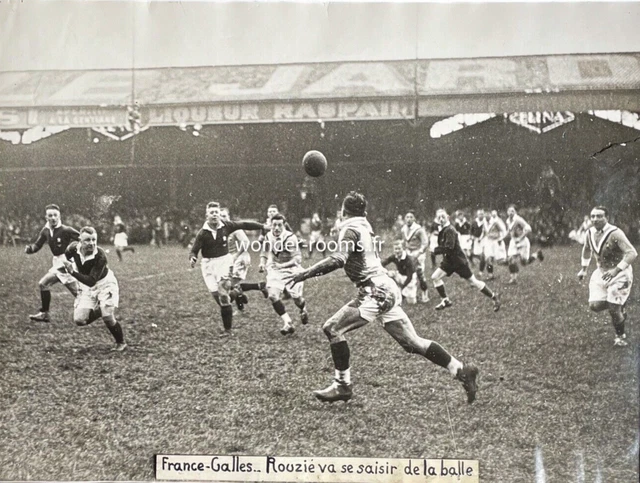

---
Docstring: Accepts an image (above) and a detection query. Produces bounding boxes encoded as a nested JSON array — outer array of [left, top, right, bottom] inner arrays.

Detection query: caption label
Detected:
[[156, 455, 478, 482]]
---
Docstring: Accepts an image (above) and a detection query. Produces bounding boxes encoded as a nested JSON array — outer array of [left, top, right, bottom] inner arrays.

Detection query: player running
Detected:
[[113, 216, 135, 262], [260, 214, 309, 335], [505, 205, 543, 284], [25, 204, 79, 322], [288, 192, 479, 404], [578, 206, 637, 346], [220, 208, 252, 312], [483, 210, 507, 280], [431, 209, 500, 312], [190, 202, 266, 337], [470, 209, 486, 270], [60, 226, 126, 351]]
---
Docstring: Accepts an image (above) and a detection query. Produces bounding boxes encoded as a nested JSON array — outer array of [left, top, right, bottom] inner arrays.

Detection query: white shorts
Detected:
[[484, 238, 506, 261], [267, 265, 304, 298], [356, 274, 406, 324], [50, 254, 76, 285], [114, 232, 128, 248], [231, 252, 251, 281], [200, 254, 233, 293], [406, 250, 426, 271], [429, 234, 439, 254], [472, 238, 484, 257], [508, 237, 531, 260], [459, 234, 472, 252], [75, 269, 119, 311], [589, 267, 633, 305], [388, 271, 418, 303]]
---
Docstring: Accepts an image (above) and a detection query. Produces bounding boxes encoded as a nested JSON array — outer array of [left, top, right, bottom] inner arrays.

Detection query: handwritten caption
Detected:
[[156, 455, 478, 482]]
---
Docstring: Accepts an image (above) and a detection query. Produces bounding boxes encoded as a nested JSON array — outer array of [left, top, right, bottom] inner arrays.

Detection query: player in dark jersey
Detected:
[[382, 240, 421, 304], [190, 201, 266, 337], [25, 204, 80, 322], [289, 192, 479, 404], [469, 209, 486, 270], [59, 226, 126, 351], [113, 216, 135, 262], [431, 209, 500, 312]]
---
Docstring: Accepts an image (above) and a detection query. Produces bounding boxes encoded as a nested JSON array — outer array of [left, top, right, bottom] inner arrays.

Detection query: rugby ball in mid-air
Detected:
[[302, 150, 327, 177]]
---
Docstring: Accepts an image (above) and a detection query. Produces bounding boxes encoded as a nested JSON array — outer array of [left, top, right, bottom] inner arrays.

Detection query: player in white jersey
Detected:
[[505, 205, 544, 284], [470, 209, 487, 271], [483, 210, 507, 280], [401, 211, 430, 302], [288, 191, 479, 404], [578, 206, 637, 346], [259, 214, 309, 335], [220, 208, 252, 312]]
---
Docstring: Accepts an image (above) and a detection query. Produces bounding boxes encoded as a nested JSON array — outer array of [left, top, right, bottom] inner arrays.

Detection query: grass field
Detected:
[[0, 243, 638, 482]]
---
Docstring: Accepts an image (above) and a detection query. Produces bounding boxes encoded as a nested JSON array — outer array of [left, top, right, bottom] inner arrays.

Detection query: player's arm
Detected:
[[227, 220, 267, 233], [401, 259, 417, 289], [290, 229, 357, 284], [577, 236, 592, 280], [25, 227, 47, 254], [418, 228, 429, 254], [189, 230, 204, 267], [381, 255, 395, 268], [68, 226, 81, 242], [521, 219, 532, 238], [602, 230, 638, 281], [231, 230, 250, 262], [69, 252, 107, 288], [433, 229, 455, 256], [499, 220, 508, 241]]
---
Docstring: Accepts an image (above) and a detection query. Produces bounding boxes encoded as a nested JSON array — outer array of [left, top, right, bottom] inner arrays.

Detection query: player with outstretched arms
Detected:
[[25, 204, 79, 323], [59, 226, 126, 351], [288, 191, 479, 404], [505, 205, 543, 284], [189, 202, 266, 337], [259, 214, 309, 335], [578, 206, 637, 346]]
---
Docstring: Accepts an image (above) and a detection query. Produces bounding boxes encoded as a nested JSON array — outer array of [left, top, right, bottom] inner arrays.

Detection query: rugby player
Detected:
[[25, 204, 79, 322], [288, 192, 479, 404]]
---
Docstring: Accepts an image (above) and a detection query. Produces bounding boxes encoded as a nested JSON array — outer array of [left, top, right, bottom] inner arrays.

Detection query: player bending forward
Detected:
[[25, 204, 79, 322], [60, 226, 126, 351], [260, 214, 309, 335], [288, 192, 478, 404], [578, 206, 637, 346], [431, 209, 500, 312]]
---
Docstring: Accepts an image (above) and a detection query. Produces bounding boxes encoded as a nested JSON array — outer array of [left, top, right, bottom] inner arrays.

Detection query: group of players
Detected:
[[23, 194, 636, 404]]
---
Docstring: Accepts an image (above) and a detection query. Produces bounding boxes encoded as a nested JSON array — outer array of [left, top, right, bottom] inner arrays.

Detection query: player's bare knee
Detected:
[[102, 315, 116, 327], [322, 319, 342, 340], [38, 280, 51, 291]]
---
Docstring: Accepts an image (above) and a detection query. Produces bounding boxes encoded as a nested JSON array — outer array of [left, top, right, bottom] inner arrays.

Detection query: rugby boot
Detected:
[[492, 294, 501, 312], [435, 298, 453, 311], [300, 309, 309, 325], [537, 250, 544, 262], [280, 322, 295, 336], [111, 342, 128, 352], [456, 364, 479, 404], [313, 379, 353, 403], [29, 311, 50, 322], [614, 334, 628, 347]]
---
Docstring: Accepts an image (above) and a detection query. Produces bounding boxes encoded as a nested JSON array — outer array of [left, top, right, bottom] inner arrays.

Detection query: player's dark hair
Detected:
[[593, 206, 608, 217], [268, 204, 278, 211], [80, 226, 97, 236], [206, 201, 220, 210], [271, 213, 286, 223], [45, 204, 60, 212], [342, 191, 367, 217], [405, 210, 415, 217], [393, 239, 405, 246], [508, 204, 517, 211]]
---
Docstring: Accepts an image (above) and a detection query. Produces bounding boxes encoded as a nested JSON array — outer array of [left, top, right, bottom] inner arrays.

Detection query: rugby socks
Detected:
[[40, 290, 51, 312], [221, 305, 233, 331], [294, 298, 306, 312], [239, 282, 265, 292], [479, 257, 486, 272], [331, 341, 350, 384], [487, 263, 494, 275], [509, 263, 519, 274], [272, 300, 286, 316], [480, 285, 495, 299], [425, 342, 456, 373], [430, 253, 437, 267], [116, 249, 123, 262], [435, 285, 447, 299], [612, 311, 625, 336], [107, 322, 125, 344]]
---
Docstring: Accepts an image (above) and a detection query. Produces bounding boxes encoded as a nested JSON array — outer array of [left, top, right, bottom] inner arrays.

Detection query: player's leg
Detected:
[[432, 268, 453, 310], [463, 270, 500, 312], [239, 281, 268, 298], [94, 273, 125, 350], [383, 313, 478, 403], [314, 302, 369, 402], [101, 305, 126, 352], [115, 248, 123, 262], [267, 285, 295, 335], [63, 280, 79, 297], [588, 269, 609, 313], [217, 278, 234, 335], [289, 280, 309, 325], [606, 270, 633, 346], [30, 272, 61, 322], [417, 254, 429, 302]]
